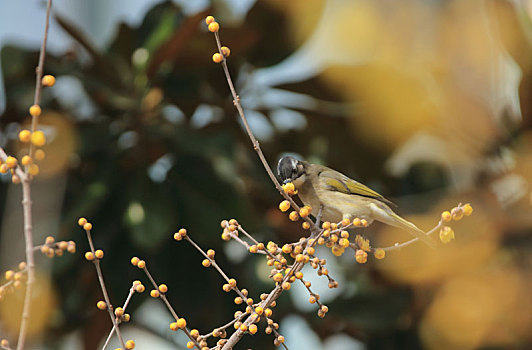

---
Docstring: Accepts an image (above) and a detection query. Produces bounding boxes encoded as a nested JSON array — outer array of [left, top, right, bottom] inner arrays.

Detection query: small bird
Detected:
[[277, 156, 437, 248]]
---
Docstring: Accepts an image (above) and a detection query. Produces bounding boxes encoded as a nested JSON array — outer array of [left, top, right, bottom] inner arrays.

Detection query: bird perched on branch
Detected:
[[277, 156, 437, 248]]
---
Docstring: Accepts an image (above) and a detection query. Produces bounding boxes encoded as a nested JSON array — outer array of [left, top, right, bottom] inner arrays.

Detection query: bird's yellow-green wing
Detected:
[[319, 169, 395, 206]]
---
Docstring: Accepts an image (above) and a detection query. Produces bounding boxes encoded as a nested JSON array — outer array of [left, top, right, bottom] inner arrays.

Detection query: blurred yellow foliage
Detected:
[[421, 266, 532, 349], [0, 272, 57, 336]]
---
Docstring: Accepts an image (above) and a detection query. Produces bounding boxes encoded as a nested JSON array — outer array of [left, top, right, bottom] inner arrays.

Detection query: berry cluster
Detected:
[[0, 75, 55, 184]]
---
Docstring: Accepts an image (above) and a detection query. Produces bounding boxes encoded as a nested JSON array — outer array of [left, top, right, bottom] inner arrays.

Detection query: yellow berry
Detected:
[[150, 289, 160, 298], [374, 248, 386, 259], [249, 324, 258, 334], [463, 203, 473, 216], [360, 219, 368, 227], [5, 156, 17, 169], [83, 222, 92, 231], [159, 284, 168, 293], [137, 260, 146, 268], [234, 297, 243, 305], [278, 200, 290, 212], [67, 241, 76, 253], [178, 228, 187, 237], [302, 222, 310, 230], [34, 149, 45, 161], [355, 249, 368, 264], [339, 238, 350, 248], [439, 226, 455, 244], [451, 207, 463, 221], [173, 232, 182, 241], [18, 130, 31, 143], [29, 105, 41, 117], [125, 340, 135, 349], [341, 218, 350, 226], [202, 259, 211, 267], [283, 182, 296, 195], [281, 244, 291, 254], [135, 284, 145, 293], [299, 206, 310, 218], [207, 249, 215, 258], [5, 270, 14, 280], [240, 324, 248, 332], [95, 250, 104, 259], [78, 217, 87, 226], [97, 300, 107, 310], [212, 53, 223, 63], [45, 236, 55, 245], [28, 164, 39, 176], [85, 252, 95, 261], [208, 22, 219, 32], [131, 257, 139, 266], [221, 46, 230, 57], [187, 341, 194, 349], [12, 174, 21, 184], [205, 16, 215, 25], [0, 164, 8, 173], [289, 211, 299, 221], [115, 307, 124, 317], [42, 75, 56, 87], [282, 281, 291, 290], [190, 329, 199, 338], [441, 211, 452, 222], [176, 318, 187, 328], [21, 155, 32, 166], [273, 272, 283, 282], [170, 322, 179, 331], [0, 339, 9, 347], [228, 278, 237, 287]]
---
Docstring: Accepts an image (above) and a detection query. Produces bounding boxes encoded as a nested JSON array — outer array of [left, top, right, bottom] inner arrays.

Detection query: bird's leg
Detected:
[[315, 205, 324, 229]]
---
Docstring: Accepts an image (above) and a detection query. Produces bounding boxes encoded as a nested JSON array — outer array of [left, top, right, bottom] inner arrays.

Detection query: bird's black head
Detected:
[[277, 156, 305, 184]]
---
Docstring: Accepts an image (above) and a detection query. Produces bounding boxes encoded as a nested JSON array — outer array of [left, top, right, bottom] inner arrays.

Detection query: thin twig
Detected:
[[101, 285, 136, 350], [84, 228, 126, 349], [28, 0, 52, 159], [184, 235, 249, 301], [201, 312, 247, 340], [211, 31, 316, 230], [140, 264, 202, 350]]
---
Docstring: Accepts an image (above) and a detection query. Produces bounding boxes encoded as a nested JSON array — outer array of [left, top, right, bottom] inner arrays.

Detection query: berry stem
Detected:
[[28, 0, 52, 160], [101, 285, 136, 350], [84, 228, 126, 349], [139, 264, 201, 349]]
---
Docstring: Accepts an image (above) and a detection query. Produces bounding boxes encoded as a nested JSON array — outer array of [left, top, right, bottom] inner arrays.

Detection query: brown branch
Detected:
[[101, 284, 136, 350], [15, 3, 52, 348], [139, 264, 202, 349], [184, 235, 248, 301], [84, 228, 126, 349], [28, 0, 52, 160], [211, 30, 316, 230]]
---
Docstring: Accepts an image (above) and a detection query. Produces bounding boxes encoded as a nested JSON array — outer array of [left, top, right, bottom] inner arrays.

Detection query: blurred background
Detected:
[[1, 0, 532, 349]]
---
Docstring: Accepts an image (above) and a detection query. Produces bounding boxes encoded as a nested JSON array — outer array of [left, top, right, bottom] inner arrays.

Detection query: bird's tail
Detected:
[[389, 212, 437, 248], [371, 203, 437, 248]]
